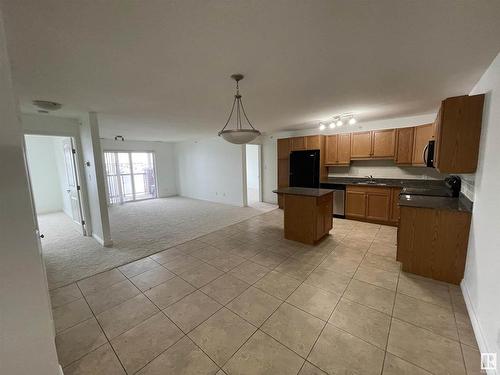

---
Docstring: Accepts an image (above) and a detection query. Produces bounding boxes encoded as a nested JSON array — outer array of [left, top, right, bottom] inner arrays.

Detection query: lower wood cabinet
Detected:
[[346, 185, 396, 225], [389, 187, 402, 224], [397, 205, 471, 284]]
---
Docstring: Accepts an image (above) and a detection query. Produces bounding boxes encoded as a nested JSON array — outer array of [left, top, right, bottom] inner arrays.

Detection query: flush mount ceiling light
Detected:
[[218, 74, 261, 144], [32, 100, 62, 112], [319, 113, 357, 130]]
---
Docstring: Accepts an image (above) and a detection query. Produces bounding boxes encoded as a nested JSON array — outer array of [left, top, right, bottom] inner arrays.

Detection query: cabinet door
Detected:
[[345, 190, 366, 218], [366, 189, 391, 221], [390, 187, 401, 223], [305, 135, 320, 150], [325, 135, 338, 165], [337, 133, 351, 165], [291, 137, 306, 151], [277, 159, 289, 188], [372, 129, 395, 158], [395, 127, 414, 164], [412, 124, 435, 166], [277, 138, 291, 159], [351, 131, 372, 158]]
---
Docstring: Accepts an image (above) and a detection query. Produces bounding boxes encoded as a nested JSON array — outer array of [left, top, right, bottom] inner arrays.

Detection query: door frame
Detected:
[[24, 131, 92, 236], [242, 143, 263, 207]]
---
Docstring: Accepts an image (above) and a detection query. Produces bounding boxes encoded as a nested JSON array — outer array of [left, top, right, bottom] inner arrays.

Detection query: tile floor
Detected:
[[50, 210, 481, 375]]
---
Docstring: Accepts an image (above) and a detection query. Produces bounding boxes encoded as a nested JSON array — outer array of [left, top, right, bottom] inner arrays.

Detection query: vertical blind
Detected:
[[103, 151, 157, 205]]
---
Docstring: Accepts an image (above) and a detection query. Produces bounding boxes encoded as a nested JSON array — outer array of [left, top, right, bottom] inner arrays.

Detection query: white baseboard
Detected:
[[92, 233, 113, 247], [461, 280, 498, 375]]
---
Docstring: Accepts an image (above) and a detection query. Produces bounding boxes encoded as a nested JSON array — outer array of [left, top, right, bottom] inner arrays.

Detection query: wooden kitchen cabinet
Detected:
[[351, 131, 372, 158], [325, 133, 351, 165], [291, 137, 306, 151], [395, 127, 414, 165], [433, 94, 485, 173], [397, 205, 471, 284], [345, 188, 366, 219], [277, 159, 289, 188], [371, 129, 395, 158], [412, 123, 434, 166], [389, 187, 401, 224], [277, 138, 291, 159], [305, 135, 321, 150], [346, 185, 394, 225], [366, 188, 391, 221]]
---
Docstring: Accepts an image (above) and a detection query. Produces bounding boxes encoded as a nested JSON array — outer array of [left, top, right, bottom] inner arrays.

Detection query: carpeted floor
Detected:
[[39, 197, 276, 289]]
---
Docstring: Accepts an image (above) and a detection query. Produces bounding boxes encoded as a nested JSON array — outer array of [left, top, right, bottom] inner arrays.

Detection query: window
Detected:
[[103, 151, 157, 204]]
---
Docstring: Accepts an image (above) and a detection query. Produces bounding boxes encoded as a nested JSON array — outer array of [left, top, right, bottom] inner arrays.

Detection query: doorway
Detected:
[[24, 134, 86, 235], [245, 144, 261, 205], [103, 151, 158, 205]]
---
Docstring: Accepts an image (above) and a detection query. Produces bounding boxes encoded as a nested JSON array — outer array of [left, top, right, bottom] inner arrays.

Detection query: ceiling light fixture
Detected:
[[319, 123, 326, 131], [349, 116, 357, 125], [218, 74, 261, 144], [318, 113, 357, 130], [336, 119, 343, 127], [329, 122, 336, 129]]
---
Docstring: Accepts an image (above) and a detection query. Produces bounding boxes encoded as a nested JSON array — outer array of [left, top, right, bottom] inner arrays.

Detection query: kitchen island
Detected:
[[273, 187, 333, 245]]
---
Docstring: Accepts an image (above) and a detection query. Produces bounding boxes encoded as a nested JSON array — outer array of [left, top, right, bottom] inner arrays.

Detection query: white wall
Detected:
[[52, 137, 73, 218], [245, 144, 260, 190], [24, 135, 64, 214], [462, 52, 500, 361], [261, 113, 442, 204], [100, 138, 177, 198], [175, 137, 244, 206], [0, 8, 61, 374]]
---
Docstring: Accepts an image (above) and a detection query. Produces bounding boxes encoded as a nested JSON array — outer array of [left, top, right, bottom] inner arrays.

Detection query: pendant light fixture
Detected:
[[218, 74, 261, 144]]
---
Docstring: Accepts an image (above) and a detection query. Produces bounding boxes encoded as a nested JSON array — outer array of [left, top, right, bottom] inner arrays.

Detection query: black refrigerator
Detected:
[[289, 150, 320, 188]]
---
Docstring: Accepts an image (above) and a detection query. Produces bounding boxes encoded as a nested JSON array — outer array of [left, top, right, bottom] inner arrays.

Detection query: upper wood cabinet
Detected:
[[277, 138, 291, 159], [305, 135, 321, 150], [351, 131, 372, 158], [395, 127, 414, 165], [277, 159, 289, 188], [412, 123, 435, 166], [433, 94, 485, 173], [291, 136, 306, 151], [325, 133, 351, 165], [372, 129, 395, 158]]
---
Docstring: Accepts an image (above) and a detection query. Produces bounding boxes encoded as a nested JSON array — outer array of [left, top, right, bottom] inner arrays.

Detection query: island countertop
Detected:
[[273, 187, 334, 197]]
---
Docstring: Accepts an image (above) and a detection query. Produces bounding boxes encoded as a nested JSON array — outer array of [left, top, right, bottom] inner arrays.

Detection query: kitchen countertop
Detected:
[[273, 187, 334, 197], [398, 193, 473, 213], [320, 177, 447, 189]]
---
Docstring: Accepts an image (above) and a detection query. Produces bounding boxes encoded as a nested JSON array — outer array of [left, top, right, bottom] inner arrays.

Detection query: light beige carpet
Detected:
[[39, 197, 276, 289]]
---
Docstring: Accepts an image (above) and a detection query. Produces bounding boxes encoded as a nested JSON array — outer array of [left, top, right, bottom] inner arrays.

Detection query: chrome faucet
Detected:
[[365, 175, 374, 181]]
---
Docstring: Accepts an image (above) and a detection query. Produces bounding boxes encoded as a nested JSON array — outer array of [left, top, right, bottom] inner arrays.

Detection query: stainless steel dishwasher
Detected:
[[320, 183, 345, 218]]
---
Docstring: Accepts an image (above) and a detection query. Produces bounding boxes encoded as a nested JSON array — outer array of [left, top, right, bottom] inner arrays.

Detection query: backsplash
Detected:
[[328, 160, 446, 180]]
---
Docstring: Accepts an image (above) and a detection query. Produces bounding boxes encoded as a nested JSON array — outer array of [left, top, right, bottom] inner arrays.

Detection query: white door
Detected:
[[62, 138, 86, 234]]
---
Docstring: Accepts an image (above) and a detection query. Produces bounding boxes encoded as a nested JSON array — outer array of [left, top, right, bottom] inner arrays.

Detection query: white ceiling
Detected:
[[3, 0, 500, 141]]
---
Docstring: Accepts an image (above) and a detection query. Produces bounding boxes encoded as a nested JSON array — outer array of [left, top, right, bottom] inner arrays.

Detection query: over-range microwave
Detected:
[[424, 140, 435, 168]]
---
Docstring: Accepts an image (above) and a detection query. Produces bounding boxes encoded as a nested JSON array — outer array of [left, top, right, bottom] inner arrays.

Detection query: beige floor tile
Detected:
[[250, 251, 288, 269], [207, 253, 246, 272], [78, 269, 126, 295], [286, 284, 340, 321], [254, 270, 302, 300], [111, 312, 183, 374], [308, 323, 385, 375], [96, 294, 159, 339], [50, 283, 82, 309], [298, 361, 327, 375], [397, 274, 452, 309], [344, 279, 395, 315], [223, 330, 304, 375], [175, 239, 214, 253], [393, 293, 458, 340], [317, 256, 360, 277], [304, 267, 351, 295], [329, 298, 391, 349], [53, 298, 93, 333], [354, 265, 399, 291], [136, 336, 219, 375], [449, 285, 468, 314], [162, 254, 204, 274], [201, 274, 250, 305], [461, 343, 482, 375], [339, 237, 373, 252], [149, 248, 184, 264], [188, 308, 257, 366], [191, 245, 229, 261], [144, 276, 196, 309], [85, 280, 140, 314], [361, 253, 401, 273], [228, 242, 264, 258], [290, 250, 329, 266], [130, 266, 176, 292], [180, 263, 224, 288], [387, 318, 466, 375], [382, 352, 432, 375], [261, 303, 325, 358], [164, 290, 222, 333], [118, 257, 159, 278], [63, 343, 125, 375], [230, 260, 270, 284], [368, 240, 397, 258], [331, 244, 366, 262], [55, 318, 107, 367], [227, 286, 281, 326], [274, 258, 316, 281], [455, 311, 479, 348]]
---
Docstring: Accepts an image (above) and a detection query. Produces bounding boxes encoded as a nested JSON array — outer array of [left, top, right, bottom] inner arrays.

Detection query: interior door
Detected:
[[63, 138, 86, 234]]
